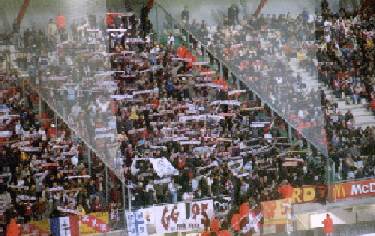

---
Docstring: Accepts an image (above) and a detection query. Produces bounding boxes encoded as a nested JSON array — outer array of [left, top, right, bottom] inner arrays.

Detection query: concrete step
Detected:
[[288, 59, 375, 131], [337, 108, 373, 117], [354, 115, 375, 125], [354, 122, 375, 129], [337, 102, 366, 110]]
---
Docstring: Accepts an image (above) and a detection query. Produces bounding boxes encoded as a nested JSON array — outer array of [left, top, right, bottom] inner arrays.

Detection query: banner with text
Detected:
[[127, 199, 214, 235], [261, 198, 292, 225], [329, 178, 375, 202]]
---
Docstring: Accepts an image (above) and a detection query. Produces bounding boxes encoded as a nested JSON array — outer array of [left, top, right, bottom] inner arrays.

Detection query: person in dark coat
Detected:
[[228, 4, 240, 26], [181, 6, 189, 23]]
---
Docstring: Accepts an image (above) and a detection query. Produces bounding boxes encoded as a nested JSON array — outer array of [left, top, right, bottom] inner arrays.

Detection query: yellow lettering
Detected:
[[333, 184, 346, 200], [292, 188, 302, 203], [302, 187, 315, 202]]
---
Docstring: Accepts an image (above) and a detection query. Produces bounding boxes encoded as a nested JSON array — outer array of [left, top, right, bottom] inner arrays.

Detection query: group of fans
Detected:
[[0, 0, 374, 235], [0, 17, 125, 234], [181, 0, 375, 182]]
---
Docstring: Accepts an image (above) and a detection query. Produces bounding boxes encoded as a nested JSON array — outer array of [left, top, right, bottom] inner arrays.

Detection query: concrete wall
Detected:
[[154, 0, 363, 26], [0, 0, 106, 33]]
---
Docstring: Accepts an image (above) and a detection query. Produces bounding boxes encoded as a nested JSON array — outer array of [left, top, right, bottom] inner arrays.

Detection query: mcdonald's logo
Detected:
[[331, 184, 346, 200]]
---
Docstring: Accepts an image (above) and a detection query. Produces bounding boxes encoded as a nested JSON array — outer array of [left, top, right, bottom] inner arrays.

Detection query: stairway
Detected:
[[288, 57, 375, 129]]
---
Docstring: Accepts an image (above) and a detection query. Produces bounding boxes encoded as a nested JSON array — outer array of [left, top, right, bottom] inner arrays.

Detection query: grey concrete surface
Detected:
[[0, 0, 106, 32]]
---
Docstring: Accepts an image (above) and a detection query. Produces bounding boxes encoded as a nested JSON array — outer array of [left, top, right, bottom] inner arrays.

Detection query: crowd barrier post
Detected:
[[288, 125, 293, 143], [219, 61, 223, 77], [155, 5, 160, 42], [128, 186, 132, 210], [223, 65, 228, 81], [187, 31, 191, 50], [105, 166, 109, 207], [326, 158, 334, 186], [88, 150, 92, 176], [54, 113, 58, 137], [121, 182, 127, 231], [38, 95, 42, 118], [21, 75, 26, 100], [307, 142, 312, 153]]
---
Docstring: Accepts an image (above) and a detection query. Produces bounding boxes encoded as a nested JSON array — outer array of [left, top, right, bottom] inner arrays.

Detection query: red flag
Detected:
[[218, 230, 232, 236], [69, 215, 79, 236], [254, 0, 268, 17], [239, 203, 250, 218], [15, 0, 30, 26], [231, 214, 241, 232], [210, 217, 220, 233], [147, 0, 154, 10]]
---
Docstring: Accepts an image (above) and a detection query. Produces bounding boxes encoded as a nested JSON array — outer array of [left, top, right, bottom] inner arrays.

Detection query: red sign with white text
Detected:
[[329, 178, 375, 201]]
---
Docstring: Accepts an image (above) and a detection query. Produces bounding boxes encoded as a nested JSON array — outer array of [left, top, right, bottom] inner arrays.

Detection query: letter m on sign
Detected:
[[332, 184, 346, 201], [350, 184, 363, 196]]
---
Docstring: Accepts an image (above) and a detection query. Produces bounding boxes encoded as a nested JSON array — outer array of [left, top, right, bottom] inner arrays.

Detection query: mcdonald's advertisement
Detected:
[[329, 178, 375, 201]]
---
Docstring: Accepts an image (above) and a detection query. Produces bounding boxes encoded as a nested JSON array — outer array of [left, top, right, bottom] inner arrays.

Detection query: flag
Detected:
[[50, 216, 79, 236], [254, 0, 268, 17], [147, 0, 154, 10], [50, 217, 71, 236], [126, 211, 148, 236]]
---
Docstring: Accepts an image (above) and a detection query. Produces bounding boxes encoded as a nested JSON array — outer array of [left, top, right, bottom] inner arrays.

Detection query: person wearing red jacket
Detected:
[[6, 218, 20, 236], [322, 214, 333, 236]]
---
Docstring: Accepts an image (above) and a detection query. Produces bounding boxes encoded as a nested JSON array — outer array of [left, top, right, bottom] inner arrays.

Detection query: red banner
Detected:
[[329, 178, 375, 201]]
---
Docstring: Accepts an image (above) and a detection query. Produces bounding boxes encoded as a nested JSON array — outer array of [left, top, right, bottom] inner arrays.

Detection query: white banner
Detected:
[[19, 147, 40, 152], [43, 76, 68, 81], [211, 100, 241, 106], [111, 94, 134, 100], [179, 115, 224, 123], [126, 210, 149, 236], [66, 175, 91, 179], [58, 217, 71, 236], [133, 89, 159, 96], [149, 158, 178, 178], [250, 122, 270, 128], [0, 130, 12, 138], [195, 83, 223, 89], [127, 207, 157, 236], [107, 29, 127, 32], [126, 38, 144, 43], [179, 140, 201, 145], [228, 90, 246, 96], [154, 200, 214, 234], [192, 61, 209, 66], [200, 71, 216, 76]]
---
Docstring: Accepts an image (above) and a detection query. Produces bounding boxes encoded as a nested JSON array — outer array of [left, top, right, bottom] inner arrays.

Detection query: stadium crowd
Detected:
[[316, 0, 375, 180], [0, 19, 123, 234], [181, 0, 375, 181], [1, 0, 375, 234], [1, 7, 327, 233]]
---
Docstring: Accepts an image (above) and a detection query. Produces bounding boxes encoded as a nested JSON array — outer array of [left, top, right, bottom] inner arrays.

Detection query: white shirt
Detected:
[[167, 35, 175, 45]]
